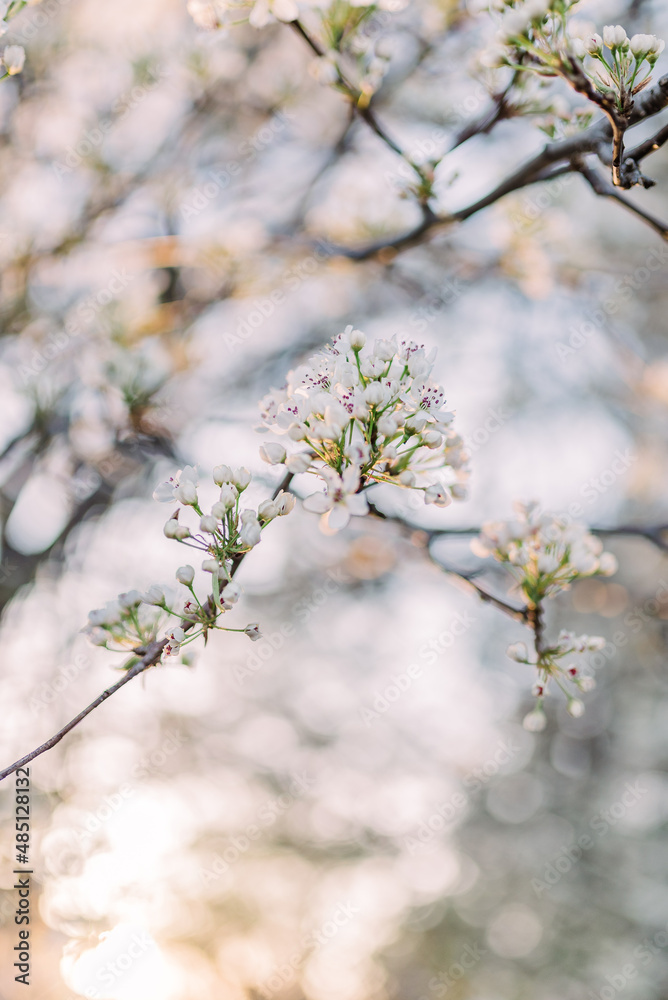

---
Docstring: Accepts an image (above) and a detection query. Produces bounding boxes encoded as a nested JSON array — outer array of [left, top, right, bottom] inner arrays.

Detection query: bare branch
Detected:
[[575, 158, 668, 240]]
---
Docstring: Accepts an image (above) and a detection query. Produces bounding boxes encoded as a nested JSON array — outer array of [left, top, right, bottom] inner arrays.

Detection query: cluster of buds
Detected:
[[155, 464, 294, 558], [83, 588, 171, 651], [509, 630, 604, 730], [259, 327, 470, 531], [573, 26, 665, 108], [83, 463, 292, 660], [486, 2, 664, 114], [471, 501, 617, 607]]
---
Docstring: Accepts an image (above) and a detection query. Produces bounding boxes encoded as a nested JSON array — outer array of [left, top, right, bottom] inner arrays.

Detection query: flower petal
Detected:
[[303, 492, 332, 514]]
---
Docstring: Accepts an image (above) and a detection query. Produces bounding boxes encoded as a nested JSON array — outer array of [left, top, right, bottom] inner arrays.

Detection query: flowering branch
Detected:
[[0, 470, 294, 782]]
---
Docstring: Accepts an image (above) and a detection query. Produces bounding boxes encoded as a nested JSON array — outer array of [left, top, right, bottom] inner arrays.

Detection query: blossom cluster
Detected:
[[486, 1, 664, 114], [84, 464, 289, 662], [155, 464, 294, 559], [84, 587, 172, 652], [508, 630, 604, 730], [471, 501, 617, 606], [259, 327, 470, 530]]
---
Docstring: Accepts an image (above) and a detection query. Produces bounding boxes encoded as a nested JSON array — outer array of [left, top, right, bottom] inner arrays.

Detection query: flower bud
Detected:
[[567, 697, 585, 718], [176, 481, 198, 505], [213, 464, 233, 485], [232, 467, 251, 490], [244, 623, 262, 641], [363, 382, 386, 406], [258, 499, 279, 522], [523, 708, 547, 732], [259, 442, 287, 465], [399, 470, 416, 487], [219, 483, 238, 509], [275, 491, 296, 515], [507, 642, 528, 662], [222, 582, 241, 604], [422, 430, 442, 449], [585, 32, 603, 54], [164, 518, 180, 538], [176, 565, 195, 585], [349, 329, 366, 350], [288, 422, 308, 441], [286, 453, 311, 474], [373, 338, 395, 362], [85, 626, 108, 646], [202, 559, 220, 573], [144, 585, 165, 606], [603, 24, 628, 49], [3, 46, 25, 75], [118, 590, 143, 609]]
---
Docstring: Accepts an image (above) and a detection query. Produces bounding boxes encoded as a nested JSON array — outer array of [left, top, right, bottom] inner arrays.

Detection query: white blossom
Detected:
[[176, 565, 195, 585], [143, 585, 165, 606], [154, 466, 199, 503], [259, 442, 287, 465], [603, 24, 628, 49], [249, 0, 298, 28]]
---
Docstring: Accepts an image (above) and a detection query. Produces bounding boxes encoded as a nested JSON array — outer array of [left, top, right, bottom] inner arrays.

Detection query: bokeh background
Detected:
[[0, 0, 668, 996]]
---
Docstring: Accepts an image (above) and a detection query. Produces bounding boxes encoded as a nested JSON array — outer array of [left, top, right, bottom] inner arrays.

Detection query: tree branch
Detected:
[[318, 72, 668, 259], [575, 158, 668, 240]]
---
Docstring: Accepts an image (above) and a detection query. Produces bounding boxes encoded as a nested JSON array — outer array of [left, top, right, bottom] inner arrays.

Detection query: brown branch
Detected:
[[575, 158, 668, 240], [319, 72, 668, 259], [291, 19, 428, 185], [625, 122, 668, 163], [0, 471, 295, 782], [0, 642, 166, 782]]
